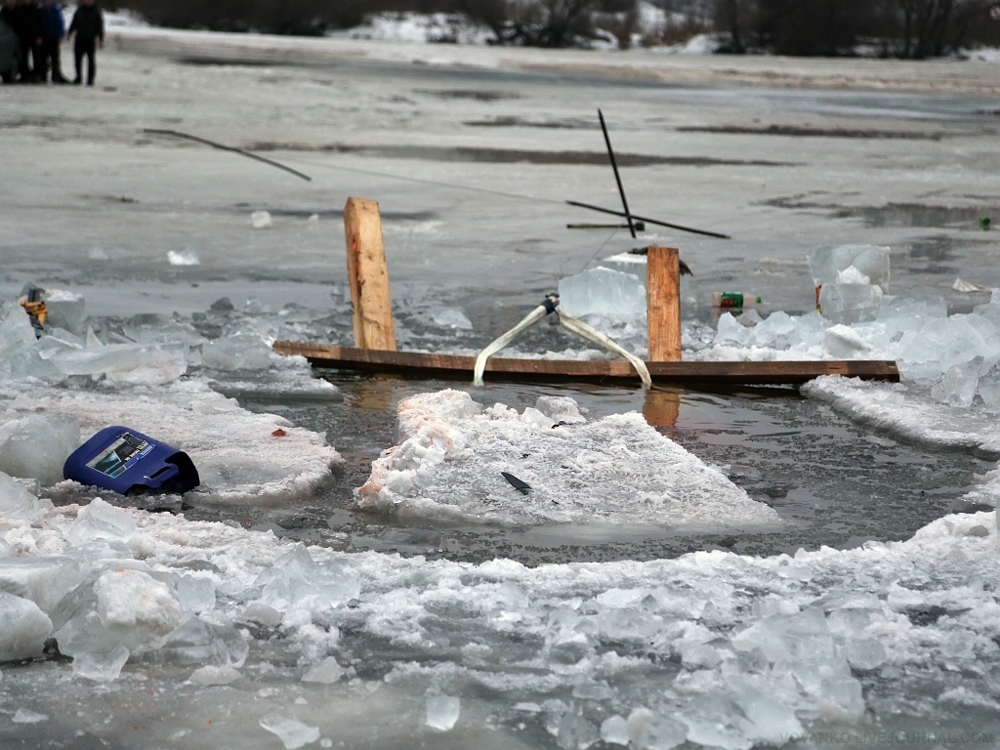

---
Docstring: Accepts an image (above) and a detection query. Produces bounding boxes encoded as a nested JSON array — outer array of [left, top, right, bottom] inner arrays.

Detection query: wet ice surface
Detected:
[[210, 377, 987, 564], [2, 29, 1000, 750]]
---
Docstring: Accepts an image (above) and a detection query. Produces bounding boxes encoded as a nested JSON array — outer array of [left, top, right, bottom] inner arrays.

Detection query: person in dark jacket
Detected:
[[10, 0, 42, 82], [37, 0, 66, 83], [66, 0, 102, 86]]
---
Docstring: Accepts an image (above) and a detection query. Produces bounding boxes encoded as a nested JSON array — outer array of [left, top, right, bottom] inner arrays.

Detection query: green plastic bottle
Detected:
[[711, 292, 762, 309]]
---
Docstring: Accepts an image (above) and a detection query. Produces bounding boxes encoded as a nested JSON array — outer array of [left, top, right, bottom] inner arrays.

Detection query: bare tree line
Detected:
[[715, 0, 1000, 57], [114, 0, 1000, 54]]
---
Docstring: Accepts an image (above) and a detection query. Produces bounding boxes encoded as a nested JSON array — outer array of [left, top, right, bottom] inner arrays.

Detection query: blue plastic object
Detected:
[[64, 426, 200, 496]]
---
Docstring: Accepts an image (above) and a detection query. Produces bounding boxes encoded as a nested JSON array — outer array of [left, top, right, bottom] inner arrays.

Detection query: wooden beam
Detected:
[[646, 246, 681, 362], [343, 197, 396, 351], [272, 342, 900, 387]]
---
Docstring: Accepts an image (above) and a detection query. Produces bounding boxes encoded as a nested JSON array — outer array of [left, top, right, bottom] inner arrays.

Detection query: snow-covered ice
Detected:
[[357, 389, 781, 529]]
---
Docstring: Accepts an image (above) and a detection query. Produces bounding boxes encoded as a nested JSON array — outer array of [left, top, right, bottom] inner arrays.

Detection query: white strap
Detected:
[[557, 310, 652, 388], [473, 304, 549, 386]]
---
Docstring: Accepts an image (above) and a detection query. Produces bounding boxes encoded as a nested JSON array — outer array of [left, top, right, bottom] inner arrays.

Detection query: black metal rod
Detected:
[[143, 128, 312, 182], [597, 109, 636, 239], [566, 222, 644, 230], [566, 199, 731, 239]]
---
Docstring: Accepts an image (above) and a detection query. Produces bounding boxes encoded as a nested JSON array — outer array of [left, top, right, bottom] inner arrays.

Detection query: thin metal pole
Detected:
[[597, 109, 636, 239], [143, 129, 312, 182], [566, 199, 731, 239]]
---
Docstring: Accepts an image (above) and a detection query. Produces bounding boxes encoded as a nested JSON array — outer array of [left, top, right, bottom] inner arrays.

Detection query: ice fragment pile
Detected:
[[1, 477, 1000, 746], [357, 389, 781, 529]]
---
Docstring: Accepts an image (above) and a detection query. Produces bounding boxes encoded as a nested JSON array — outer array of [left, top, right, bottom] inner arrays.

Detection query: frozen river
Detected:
[[2, 28, 1000, 750]]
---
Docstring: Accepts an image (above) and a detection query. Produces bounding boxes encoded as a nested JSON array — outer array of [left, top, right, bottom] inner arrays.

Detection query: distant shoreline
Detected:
[[106, 25, 1000, 97]]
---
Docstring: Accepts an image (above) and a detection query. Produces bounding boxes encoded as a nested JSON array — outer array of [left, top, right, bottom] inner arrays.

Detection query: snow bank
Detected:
[[335, 12, 493, 45], [0, 381, 340, 502], [2, 478, 999, 745], [357, 389, 781, 529]]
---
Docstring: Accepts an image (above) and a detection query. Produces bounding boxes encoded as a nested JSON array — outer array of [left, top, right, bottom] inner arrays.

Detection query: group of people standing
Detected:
[[2, 0, 104, 85]]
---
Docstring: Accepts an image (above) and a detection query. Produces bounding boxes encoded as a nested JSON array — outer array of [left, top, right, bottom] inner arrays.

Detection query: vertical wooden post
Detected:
[[344, 197, 396, 351], [646, 245, 681, 362]]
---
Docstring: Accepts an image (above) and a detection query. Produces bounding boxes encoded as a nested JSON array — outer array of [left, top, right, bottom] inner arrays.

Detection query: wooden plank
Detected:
[[343, 197, 396, 351], [272, 341, 900, 386], [646, 246, 682, 362]]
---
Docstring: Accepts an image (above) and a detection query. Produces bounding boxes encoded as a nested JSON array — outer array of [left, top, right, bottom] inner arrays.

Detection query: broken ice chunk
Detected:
[[239, 602, 283, 628], [12, 708, 48, 724], [819, 277, 884, 325], [67, 499, 136, 547], [978, 369, 1000, 411], [600, 715, 630, 746], [175, 575, 217, 615], [0, 554, 85, 613], [259, 716, 320, 750], [53, 568, 182, 657], [626, 708, 687, 750], [0, 591, 53, 661], [201, 333, 273, 370], [751, 310, 797, 349], [425, 695, 460, 731], [715, 312, 753, 347], [843, 639, 887, 671], [558, 267, 646, 322], [931, 360, 980, 407], [878, 293, 947, 322], [557, 712, 600, 749], [808, 244, 890, 293], [189, 664, 241, 686], [0, 471, 54, 525], [72, 645, 130, 681], [167, 249, 200, 266], [157, 615, 249, 667], [535, 395, 585, 425], [431, 308, 473, 330], [45, 339, 188, 385], [898, 315, 1000, 385], [44, 289, 86, 333], [824, 324, 872, 358], [301, 657, 344, 684], [251, 211, 273, 229], [0, 414, 81, 487], [123, 313, 205, 346], [730, 608, 865, 722], [249, 545, 360, 621]]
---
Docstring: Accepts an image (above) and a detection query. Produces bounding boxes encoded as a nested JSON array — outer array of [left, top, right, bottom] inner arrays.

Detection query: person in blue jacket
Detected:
[[66, 0, 102, 86], [37, 0, 67, 83]]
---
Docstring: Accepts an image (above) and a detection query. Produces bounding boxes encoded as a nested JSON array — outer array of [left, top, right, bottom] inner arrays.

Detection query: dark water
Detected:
[[183, 374, 991, 566]]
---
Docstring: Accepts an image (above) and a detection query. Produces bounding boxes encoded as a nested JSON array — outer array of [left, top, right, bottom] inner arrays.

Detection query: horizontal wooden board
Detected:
[[273, 341, 900, 386]]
